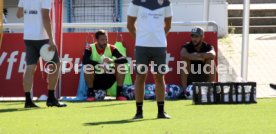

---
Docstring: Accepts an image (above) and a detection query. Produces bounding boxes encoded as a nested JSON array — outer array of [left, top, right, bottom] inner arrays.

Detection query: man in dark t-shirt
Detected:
[[180, 27, 216, 90]]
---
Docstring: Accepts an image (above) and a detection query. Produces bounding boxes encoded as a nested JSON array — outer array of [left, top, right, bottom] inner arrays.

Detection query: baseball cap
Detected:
[[191, 27, 204, 36]]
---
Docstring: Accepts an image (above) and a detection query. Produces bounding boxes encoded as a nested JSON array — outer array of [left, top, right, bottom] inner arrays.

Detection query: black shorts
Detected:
[[93, 74, 116, 90], [134, 46, 167, 74], [24, 40, 60, 65]]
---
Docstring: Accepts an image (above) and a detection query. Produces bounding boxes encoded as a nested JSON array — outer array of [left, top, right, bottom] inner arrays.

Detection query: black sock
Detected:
[[116, 86, 123, 97], [136, 102, 143, 114], [48, 90, 55, 100], [157, 101, 165, 114], [25, 92, 32, 103], [88, 87, 95, 97]]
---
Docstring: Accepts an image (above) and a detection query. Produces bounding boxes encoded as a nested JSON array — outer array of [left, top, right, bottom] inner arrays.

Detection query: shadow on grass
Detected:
[[84, 118, 157, 126], [84, 100, 188, 108], [0, 107, 45, 113], [166, 99, 189, 102], [0, 102, 23, 106], [66, 100, 134, 104], [85, 102, 132, 108]]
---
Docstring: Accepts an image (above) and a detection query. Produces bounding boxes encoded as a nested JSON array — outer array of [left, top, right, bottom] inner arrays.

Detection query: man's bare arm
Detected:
[[42, 8, 56, 51], [180, 48, 205, 61], [164, 17, 172, 35], [16, 7, 24, 18], [127, 16, 137, 39], [200, 47, 216, 60]]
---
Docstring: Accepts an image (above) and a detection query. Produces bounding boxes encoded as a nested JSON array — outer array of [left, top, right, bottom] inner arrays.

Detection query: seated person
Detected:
[[82, 30, 128, 101], [180, 27, 216, 92]]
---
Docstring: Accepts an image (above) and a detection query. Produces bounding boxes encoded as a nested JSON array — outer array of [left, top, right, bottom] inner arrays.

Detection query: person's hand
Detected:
[[98, 63, 109, 73], [192, 52, 200, 56], [102, 57, 114, 64], [48, 39, 56, 52], [98, 64, 105, 70], [200, 53, 208, 59], [192, 53, 205, 61]]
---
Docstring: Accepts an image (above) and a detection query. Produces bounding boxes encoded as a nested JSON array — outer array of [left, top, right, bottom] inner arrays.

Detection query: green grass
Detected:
[[1, 99, 276, 134]]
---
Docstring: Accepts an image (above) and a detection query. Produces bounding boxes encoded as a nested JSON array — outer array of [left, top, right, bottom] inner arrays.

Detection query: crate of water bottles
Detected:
[[192, 82, 257, 104]]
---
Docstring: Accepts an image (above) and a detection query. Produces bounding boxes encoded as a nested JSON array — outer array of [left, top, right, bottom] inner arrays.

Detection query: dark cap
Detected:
[[191, 27, 204, 36]]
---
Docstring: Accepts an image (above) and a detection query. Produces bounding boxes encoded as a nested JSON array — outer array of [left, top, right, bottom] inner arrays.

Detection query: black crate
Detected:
[[192, 82, 257, 104]]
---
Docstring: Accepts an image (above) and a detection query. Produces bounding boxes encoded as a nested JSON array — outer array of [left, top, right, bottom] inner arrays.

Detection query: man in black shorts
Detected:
[[82, 30, 128, 101], [17, 0, 66, 108], [180, 27, 216, 91], [127, 0, 173, 119]]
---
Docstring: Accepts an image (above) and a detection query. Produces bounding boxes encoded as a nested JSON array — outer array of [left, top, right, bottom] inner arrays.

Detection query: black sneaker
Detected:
[[46, 98, 67, 107], [133, 113, 143, 120], [24, 102, 39, 108], [157, 112, 171, 119], [270, 84, 276, 90]]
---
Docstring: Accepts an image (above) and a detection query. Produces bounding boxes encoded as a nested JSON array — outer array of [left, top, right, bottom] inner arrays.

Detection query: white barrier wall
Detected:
[[4, 0, 228, 37], [122, 0, 228, 37]]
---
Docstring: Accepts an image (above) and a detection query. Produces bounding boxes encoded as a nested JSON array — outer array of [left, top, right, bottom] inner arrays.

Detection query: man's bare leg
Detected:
[[153, 73, 171, 119], [84, 72, 95, 89], [133, 73, 147, 119], [23, 65, 38, 108], [47, 63, 60, 90], [135, 73, 147, 102], [84, 66, 96, 101], [115, 64, 126, 100], [205, 59, 216, 82], [153, 74, 165, 102], [46, 63, 66, 107], [180, 58, 191, 89], [180, 58, 192, 98], [23, 65, 36, 92]]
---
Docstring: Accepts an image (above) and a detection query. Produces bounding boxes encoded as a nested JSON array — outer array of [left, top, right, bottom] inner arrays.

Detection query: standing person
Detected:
[[127, 0, 173, 119], [17, 0, 66, 108]]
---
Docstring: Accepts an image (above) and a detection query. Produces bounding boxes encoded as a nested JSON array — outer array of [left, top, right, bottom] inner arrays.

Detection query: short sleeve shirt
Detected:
[[127, 0, 173, 47], [18, 0, 52, 40]]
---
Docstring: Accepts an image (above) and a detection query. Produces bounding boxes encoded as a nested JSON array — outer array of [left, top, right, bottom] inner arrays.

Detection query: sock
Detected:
[[136, 102, 143, 114], [157, 101, 165, 114], [48, 90, 55, 100], [25, 92, 32, 103], [88, 87, 95, 97], [116, 86, 123, 97]]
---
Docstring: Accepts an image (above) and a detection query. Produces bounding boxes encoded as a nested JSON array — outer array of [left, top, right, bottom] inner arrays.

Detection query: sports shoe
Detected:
[[133, 112, 143, 120], [87, 97, 96, 102], [24, 102, 39, 108], [46, 98, 67, 107], [157, 112, 171, 119], [116, 96, 127, 101]]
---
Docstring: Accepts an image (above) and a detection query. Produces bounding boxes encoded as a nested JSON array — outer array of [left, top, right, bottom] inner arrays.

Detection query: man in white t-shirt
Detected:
[[17, 0, 66, 108], [127, 0, 173, 119]]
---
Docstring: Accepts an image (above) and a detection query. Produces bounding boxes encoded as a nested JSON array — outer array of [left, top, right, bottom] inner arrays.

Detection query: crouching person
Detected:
[[180, 27, 216, 94], [82, 30, 128, 101]]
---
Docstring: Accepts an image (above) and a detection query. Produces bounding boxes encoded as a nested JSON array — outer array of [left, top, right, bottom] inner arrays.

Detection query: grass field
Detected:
[[0, 99, 276, 134]]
